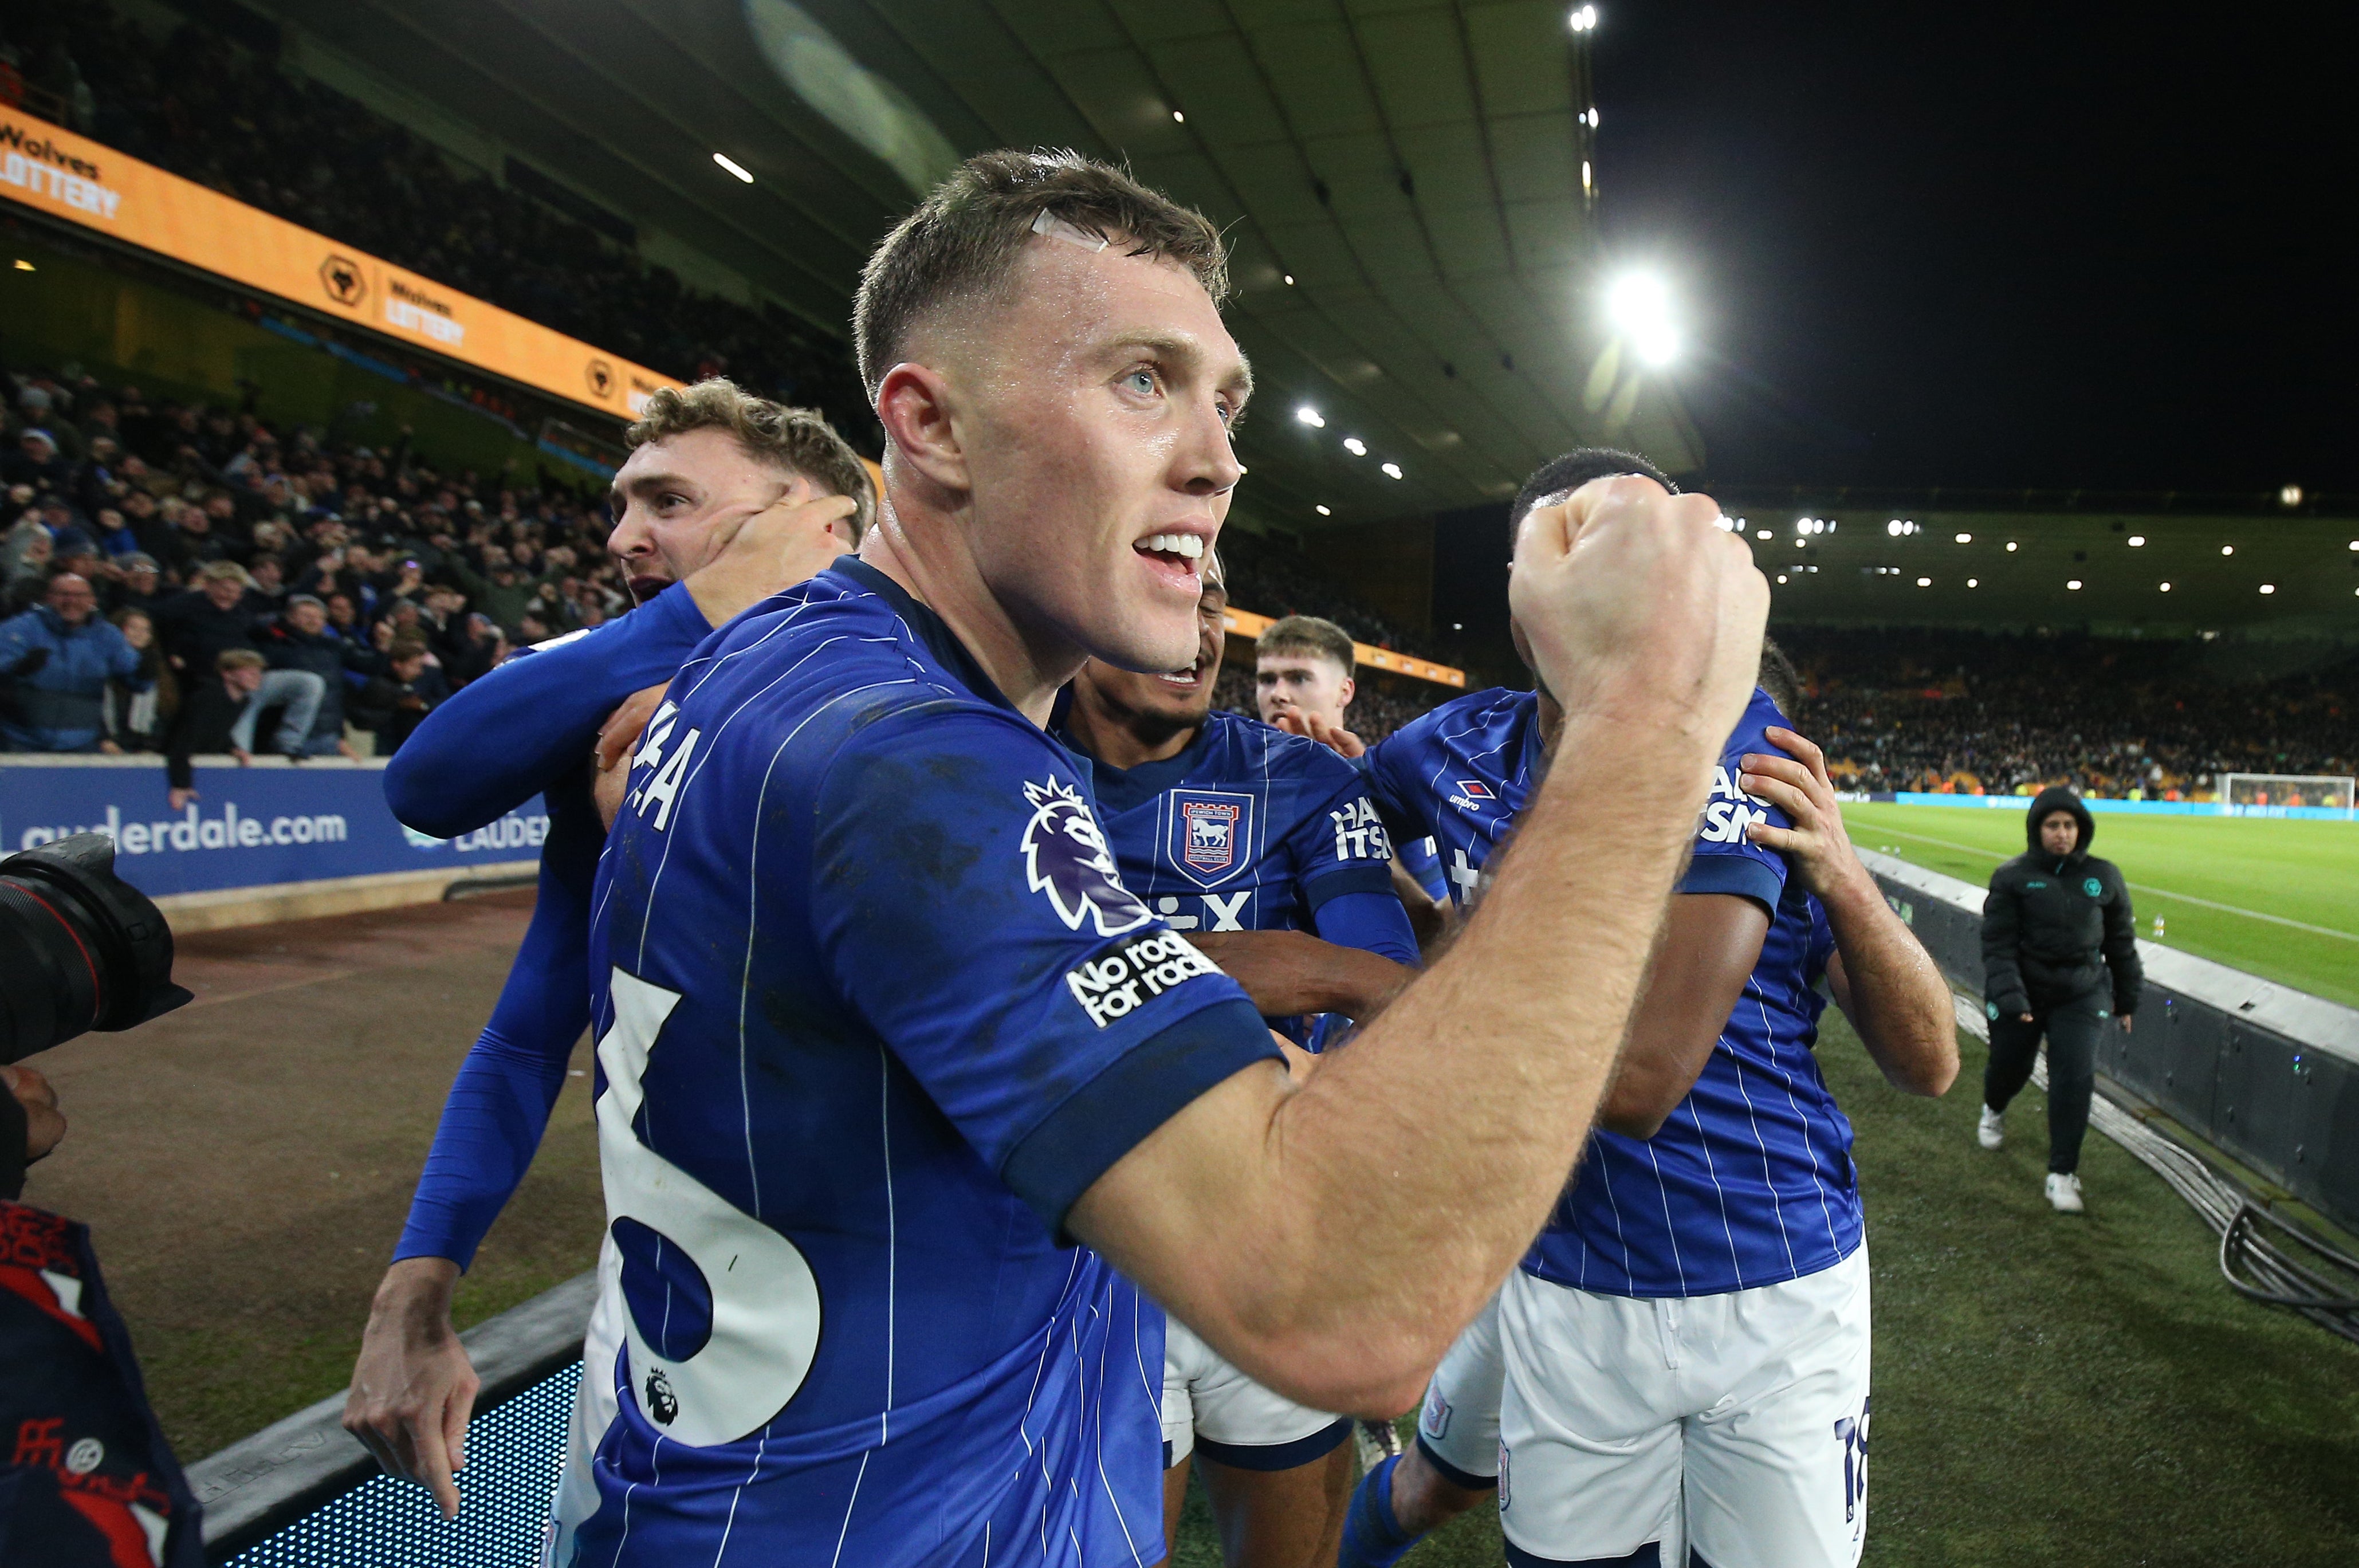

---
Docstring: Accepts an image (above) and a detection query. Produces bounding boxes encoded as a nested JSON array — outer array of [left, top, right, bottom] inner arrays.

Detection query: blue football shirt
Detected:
[[570, 559, 1277, 1566], [1061, 708, 1412, 1046], [1366, 685, 1863, 1298]]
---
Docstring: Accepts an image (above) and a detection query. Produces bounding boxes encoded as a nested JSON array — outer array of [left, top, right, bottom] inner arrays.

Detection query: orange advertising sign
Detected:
[[1222, 606, 1464, 689], [1, 108, 678, 421]]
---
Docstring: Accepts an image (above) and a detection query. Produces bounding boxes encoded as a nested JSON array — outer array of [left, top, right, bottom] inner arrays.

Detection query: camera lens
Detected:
[[0, 832, 193, 1064]]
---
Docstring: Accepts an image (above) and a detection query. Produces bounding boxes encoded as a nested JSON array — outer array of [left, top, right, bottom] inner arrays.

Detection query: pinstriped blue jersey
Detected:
[[1062, 708, 1410, 1048], [1366, 686, 1863, 1298], [570, 559, 1275, 1567]]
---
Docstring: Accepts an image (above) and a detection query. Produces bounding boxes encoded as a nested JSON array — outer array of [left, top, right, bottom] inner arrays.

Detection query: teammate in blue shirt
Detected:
[[342, 384, 868, 1521], [1253, 613, 1450, 918], [1055, 557, 1417, 1568], [556, 152, 1773, 1566], [1337, 450, 1957, 1568]]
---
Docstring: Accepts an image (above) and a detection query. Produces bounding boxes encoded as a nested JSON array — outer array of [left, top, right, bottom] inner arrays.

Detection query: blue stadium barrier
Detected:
[[1876, 789, 2357, 821], [0, 756, 545, 899]]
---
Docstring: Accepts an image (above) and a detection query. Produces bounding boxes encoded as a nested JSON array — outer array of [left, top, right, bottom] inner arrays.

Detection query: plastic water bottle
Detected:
[[2153, 914, 2166, 940]]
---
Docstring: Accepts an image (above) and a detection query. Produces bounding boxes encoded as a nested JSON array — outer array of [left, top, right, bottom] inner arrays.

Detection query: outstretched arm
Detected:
[[1743, 728, 1956, 1095], [1070, 477, 1768, 1417], [384, 586, 709, 838], [344, 791, 599, 1516]]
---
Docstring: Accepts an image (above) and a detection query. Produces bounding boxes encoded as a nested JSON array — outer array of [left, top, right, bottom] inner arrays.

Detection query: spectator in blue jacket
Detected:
[[0, 573, 150, 752], [255, 595, 361, 758]]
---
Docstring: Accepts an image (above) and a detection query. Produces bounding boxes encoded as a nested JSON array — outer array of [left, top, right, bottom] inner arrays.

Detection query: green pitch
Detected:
[[1169, 1009, 2359, 1566], [1841, 801, 2359, 1008]]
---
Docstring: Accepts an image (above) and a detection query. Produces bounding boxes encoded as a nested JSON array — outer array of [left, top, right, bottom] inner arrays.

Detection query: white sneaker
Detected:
[[1977, 1105, 2004, 1150], [2046, 1173, 2085, 1213]]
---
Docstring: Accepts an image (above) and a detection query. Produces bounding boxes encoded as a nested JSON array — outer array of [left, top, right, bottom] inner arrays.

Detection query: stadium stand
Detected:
[[1780, 626, 2359, 798], [1, 357, 631, 754], [0, 1, 877, 447]]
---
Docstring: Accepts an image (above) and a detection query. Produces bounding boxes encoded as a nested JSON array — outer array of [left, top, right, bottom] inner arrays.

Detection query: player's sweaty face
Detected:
[[1255, 654, 1351, 729], [957, 240, 1248, 676], [1076, 573, 1229, 728], [608, 428, 812, 605]]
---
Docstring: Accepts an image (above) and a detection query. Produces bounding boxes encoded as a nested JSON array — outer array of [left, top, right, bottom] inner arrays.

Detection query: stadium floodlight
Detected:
[[11, 259, 30, 272], [1776, 574, 1788, 584], [1171, 110, 1186, 123], [2160, 581, 2172, 591], [1582, 162, 1594, 191], [1757, 529, 1773, 540], [1315, 504, 1331, 516], [1283, 274, 1295, 285], [1954, 532, 1972, 544], [1887, 520, 1901, 536], [1343, 437, 1367, 456], [2260, 583, 2277, 594], [2006, 541, 2018, 552], [1295, 405, 1325, 428], [1916, 577, 1932, 587], [712, 152, 755, 183], [2067, 579, 2083, 590], [1382, 462, 1404, 479], [1606, 272, 1678, 366], [2128, 535, 2146, 546], [1967, 577, 1979, 587], [2349, 540, 2359, 551], [1569, 5, 1599, 32], [2280, 484, 2303, 507], [2222, 545, 2234, 555]]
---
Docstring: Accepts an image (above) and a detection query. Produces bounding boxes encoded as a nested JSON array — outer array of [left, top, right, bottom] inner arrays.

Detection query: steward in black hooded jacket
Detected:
[[1980, 787, 2143, 1020]]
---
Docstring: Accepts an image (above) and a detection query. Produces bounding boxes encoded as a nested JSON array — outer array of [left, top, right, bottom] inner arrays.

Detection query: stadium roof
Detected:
[[262, 0, 1698, 529], [1728, 500, 2359, 639]]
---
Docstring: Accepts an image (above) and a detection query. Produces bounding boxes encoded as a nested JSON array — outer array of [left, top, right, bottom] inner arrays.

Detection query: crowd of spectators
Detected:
[[1778, 627, 2359, 799], [0, 2, 876, 447], [1, 361, 633, 768]]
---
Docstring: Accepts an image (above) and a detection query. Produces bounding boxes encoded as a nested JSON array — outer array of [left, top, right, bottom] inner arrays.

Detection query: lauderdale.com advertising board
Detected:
[[0, 760, 544, 898]]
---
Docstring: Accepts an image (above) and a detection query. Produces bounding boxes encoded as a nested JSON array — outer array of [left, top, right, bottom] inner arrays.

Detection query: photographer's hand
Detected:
[[2, 1064, 66, 1163], [344, 1257, 479, 1519]]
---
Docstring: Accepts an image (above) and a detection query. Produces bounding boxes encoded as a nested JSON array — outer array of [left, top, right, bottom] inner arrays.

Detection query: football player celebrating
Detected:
[[1336, 449, 1956, 1568], [565, 151, 1766, 1565], [1057, 560, 1417, 1568], [343, 383, 869, 1522], [1256, 615, 1448, 915]]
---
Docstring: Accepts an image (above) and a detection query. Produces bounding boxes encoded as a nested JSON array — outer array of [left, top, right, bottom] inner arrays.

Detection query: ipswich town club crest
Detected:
[[1022, 775, 1153, 937], [1170, 791, 1252, 887]]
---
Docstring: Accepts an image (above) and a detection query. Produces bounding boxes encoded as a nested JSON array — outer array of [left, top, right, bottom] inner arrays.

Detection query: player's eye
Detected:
[[1121, 367, 1161, 399]]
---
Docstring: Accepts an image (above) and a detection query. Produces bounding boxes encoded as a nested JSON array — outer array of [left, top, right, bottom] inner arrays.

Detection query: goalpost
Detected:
[[2218, 773, 2357, 816]]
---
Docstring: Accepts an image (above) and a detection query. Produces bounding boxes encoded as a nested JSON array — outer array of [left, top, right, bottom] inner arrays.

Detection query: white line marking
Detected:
[[1851, 824, 2359, 942]]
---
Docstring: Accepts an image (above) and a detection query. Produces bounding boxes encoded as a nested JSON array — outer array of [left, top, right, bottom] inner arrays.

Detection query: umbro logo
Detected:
[[1448, 779, 1495, 812]]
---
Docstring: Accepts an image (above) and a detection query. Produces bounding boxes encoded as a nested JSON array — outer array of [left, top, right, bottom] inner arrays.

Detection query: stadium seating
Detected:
[[14, 2, 876, 449], [1782, 626, 2358, 798]]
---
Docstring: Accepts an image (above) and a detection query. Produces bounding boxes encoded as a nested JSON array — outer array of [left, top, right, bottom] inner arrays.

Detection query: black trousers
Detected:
[[1984, 999, 2106, 1174]]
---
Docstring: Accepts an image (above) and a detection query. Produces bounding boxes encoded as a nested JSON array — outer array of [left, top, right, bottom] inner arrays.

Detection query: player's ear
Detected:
[[1338, 677, 1355, 708], [876, 362, 970, 496]]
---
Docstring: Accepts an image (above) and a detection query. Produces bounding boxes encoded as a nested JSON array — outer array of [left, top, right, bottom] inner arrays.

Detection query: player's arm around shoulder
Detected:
[[1741, 726, 1957, 1095], [1072, 475, 1768, 1418]]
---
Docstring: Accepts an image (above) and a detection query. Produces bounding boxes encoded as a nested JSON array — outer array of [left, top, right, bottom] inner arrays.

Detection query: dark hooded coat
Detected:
[[1980, 787, 2144, 1017]]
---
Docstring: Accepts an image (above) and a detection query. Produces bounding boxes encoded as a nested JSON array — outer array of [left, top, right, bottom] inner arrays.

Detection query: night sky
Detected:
[[1593, 5, 2354, 496]]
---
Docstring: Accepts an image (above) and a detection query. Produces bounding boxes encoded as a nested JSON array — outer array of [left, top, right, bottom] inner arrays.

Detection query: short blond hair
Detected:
[[1257, 615, 1355, 679], [626, 379, 875, 542], [215, 647, 266, 672]]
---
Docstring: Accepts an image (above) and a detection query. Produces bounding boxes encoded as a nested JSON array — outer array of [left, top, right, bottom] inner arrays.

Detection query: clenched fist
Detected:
[[1509, 476, 1765, 757]]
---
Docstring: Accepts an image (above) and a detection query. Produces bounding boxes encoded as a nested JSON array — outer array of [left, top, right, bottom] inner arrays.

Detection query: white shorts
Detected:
[[1161, 1316, 1352, 1471], [1497, 1247, 1873, 1568], [1414, 1290, 1504, 1485], [542, 1230, 624, 1568]]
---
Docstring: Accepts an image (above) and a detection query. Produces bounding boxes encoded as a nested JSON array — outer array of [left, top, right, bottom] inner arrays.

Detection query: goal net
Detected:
[[2218, 773, 2356, 814]]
